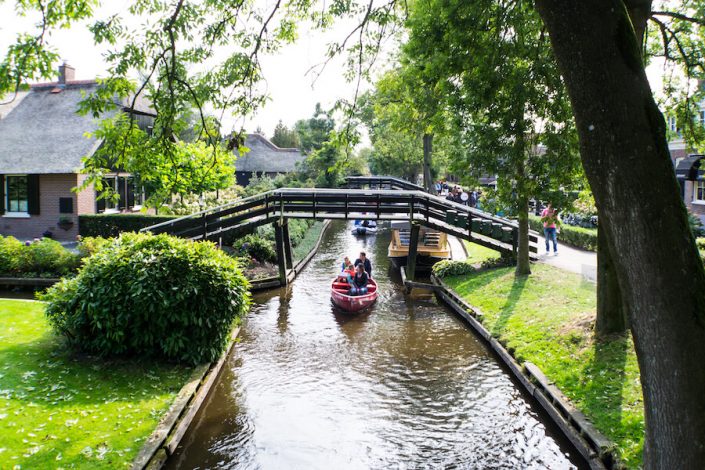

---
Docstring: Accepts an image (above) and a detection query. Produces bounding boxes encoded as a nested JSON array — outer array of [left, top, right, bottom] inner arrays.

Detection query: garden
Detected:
[[0, 232, 251, 467]]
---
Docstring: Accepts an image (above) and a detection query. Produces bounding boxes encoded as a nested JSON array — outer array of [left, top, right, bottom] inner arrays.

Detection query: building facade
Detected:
[[0, 64, 154, 241]]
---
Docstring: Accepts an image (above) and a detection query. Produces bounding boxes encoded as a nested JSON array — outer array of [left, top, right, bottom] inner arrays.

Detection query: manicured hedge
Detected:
[[79, 214, 179, 238], [529, 215, 598, 252], [40, 233, 250, 365]]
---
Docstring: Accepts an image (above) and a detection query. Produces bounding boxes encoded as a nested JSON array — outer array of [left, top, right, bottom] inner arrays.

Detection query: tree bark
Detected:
[[515, 193, 531, 275], [596, 226, 628, 335], [422, 133, 434, 193], [535, 1, 705, 467]]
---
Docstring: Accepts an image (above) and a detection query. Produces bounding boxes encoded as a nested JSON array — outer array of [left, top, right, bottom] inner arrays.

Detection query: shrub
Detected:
[[232, 234, 277, 263], [529, 215, 598, 252], [696, 238, 705, 251], [0, 235, 24, 273], [40, 233, 250, 365], [79, 214, 179, 238], [76, 236, 112, 258], [20, 238, 81, 276], [0, 236, 80, 277], [688, 212, 705, 238], [432, 260, 477, 278], [480, 256, 514, 269]]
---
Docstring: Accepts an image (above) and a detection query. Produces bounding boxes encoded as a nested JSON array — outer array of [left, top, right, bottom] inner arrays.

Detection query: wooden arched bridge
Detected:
[[142, 176, 537, 283]]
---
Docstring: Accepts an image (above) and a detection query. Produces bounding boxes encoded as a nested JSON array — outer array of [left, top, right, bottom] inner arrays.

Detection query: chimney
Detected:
[[58, 62, 75, 84]]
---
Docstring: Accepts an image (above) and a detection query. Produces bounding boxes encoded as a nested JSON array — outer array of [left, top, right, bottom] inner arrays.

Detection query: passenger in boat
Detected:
[[354, 251, 372, 278], [341, 256, 354, 272], [350, 264, 369, 296]]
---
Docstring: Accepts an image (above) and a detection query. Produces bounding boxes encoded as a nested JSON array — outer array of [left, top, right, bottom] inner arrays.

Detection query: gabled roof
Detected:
[[235, 133, 305, 173], [0, 81, 155, 174]]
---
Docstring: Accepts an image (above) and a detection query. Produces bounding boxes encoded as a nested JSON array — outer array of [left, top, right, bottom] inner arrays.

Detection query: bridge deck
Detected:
[[142, 186, 538, 256]]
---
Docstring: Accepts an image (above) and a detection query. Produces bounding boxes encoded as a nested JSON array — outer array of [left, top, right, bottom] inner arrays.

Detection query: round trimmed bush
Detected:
[[432, 260, 477, 278], [40, 233, 250, 365]]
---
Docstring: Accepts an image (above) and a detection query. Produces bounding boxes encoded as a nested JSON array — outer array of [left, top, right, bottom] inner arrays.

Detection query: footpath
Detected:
[[536, 237, 597, 282]]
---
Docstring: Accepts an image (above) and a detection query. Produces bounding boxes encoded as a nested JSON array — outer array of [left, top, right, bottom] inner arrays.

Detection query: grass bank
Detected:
[[0, 299, 193, 468], [462, 241, 501, 265], [443, 263, 643, 468], [293, 221, 326, 263]]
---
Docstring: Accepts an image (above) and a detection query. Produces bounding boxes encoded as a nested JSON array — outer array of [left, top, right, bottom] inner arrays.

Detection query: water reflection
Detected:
[[166, 221, 583, 469]]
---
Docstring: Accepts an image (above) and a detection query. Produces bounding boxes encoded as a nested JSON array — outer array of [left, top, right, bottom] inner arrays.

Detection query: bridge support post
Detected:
[[407, 223, 421, 284], [274, 221, 288, 286], [282, 219, 293, 269]]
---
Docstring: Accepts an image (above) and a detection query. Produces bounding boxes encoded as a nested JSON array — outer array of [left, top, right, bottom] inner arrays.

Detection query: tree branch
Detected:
[[651, 10, 705, 27]]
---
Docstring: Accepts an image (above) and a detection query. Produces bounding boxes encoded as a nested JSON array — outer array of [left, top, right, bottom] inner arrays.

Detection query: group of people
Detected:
[[340, 252, 373, 296], [435, 180, 478, 208]]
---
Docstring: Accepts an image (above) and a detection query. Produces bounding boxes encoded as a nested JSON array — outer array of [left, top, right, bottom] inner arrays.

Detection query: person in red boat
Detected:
[[350, 264, 369, 296]]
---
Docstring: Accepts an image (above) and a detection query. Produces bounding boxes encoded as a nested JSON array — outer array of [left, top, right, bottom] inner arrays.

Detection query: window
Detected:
[[97, 175, 145, 213], [668, 116, 678, 132], [6, 175, 28, 213], [699, 110, 705, 126], [695, 180, 705, 202]]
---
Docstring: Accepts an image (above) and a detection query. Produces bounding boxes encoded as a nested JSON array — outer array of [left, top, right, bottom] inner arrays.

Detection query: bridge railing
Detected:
[[141, 187, 536, 254], [345, 176, 426, 192]]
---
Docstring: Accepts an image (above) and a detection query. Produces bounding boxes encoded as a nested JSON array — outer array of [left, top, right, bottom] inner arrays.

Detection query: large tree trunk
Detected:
[[515, 194, 531, 275], [535, 1, 705, 467], [596, 226, 628, 336], [422, 133, 434, 193]]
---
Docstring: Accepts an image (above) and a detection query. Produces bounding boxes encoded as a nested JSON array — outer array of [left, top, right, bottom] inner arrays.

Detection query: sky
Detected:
[[0, 1, 386, 138], [0, 1, 673, 140]]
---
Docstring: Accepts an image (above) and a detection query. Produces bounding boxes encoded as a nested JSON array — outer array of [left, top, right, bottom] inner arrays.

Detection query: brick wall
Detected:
[[76, 174, 96, 216], [0, 173, 95, 241]]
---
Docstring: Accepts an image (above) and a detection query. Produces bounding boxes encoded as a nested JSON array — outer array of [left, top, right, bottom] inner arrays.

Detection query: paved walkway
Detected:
[[537, 240, 597, 282]]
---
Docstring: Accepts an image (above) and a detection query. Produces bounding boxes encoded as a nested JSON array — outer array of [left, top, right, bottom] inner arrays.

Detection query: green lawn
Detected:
[[444, 263, 644, 468], [293, 221, 326, 262], [0, 299, 193, 468], [462, 240, 501, 265]]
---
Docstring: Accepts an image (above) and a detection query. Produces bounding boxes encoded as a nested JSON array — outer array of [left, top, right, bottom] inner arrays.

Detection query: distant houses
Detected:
[[668, 96, 705, 223], [235, 133, 305, 186], [0, 64, 155, 241]]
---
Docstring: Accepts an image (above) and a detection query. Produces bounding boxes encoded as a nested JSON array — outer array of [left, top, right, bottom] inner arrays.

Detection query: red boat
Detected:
[[331, 274, 378, 313]]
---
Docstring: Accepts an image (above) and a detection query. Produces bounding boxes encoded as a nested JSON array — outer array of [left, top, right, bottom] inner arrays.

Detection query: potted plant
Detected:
[[57, 216, 74, 231]]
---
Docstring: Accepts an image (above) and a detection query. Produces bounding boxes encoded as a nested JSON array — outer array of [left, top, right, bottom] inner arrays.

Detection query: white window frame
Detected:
[[3, 174, 30, 218], [694, 180, 705, 204], [99, 175, 146, 213], [668, 115, 678, 132]]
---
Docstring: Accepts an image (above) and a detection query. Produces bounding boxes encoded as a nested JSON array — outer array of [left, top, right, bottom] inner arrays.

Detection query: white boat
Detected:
[[351, 220, 378, 236]]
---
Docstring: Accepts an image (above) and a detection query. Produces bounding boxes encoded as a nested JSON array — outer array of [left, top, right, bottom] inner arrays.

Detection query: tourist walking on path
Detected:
[[541, 204, 561, 255]]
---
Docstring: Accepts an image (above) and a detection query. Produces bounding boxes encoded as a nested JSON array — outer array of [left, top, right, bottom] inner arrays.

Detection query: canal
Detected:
[[166, 221, 585, 469]]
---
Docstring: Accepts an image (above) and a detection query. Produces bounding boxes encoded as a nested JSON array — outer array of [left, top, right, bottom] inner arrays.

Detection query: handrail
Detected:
[[140, 177, 536, 255]]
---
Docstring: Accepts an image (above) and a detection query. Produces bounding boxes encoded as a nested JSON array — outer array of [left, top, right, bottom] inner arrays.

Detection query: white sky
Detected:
[[0, 1, 673, 138], [0, 1, 385, 138]]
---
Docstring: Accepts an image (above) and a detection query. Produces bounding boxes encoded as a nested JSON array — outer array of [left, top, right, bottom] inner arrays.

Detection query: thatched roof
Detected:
[[236, 133, 304, 173]]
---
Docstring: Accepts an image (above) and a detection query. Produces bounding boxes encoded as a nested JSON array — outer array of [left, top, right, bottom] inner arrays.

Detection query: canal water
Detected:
[[166, 221, 584, 469]]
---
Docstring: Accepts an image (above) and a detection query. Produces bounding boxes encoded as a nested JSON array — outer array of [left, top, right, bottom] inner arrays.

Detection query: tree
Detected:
[[271, 120, 300, 148], [534, 1, 705, 466], [6, 0, 705, 464], [80, 111, 236, 208], [357, 72, 453, 184], [404, 0, 581, 275], [294, 104, 335, 154]]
